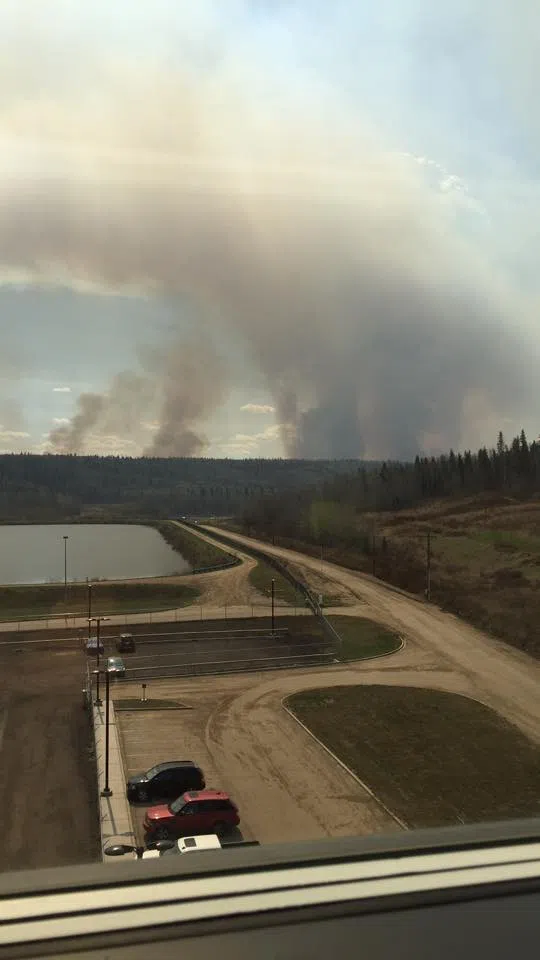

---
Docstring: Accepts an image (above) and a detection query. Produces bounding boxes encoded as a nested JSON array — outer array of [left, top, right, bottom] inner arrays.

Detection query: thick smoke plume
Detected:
[[0, 4, 538, 457]]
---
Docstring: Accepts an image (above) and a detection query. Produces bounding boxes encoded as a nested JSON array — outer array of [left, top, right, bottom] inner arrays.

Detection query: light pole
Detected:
[[88, 580, 92, 622], [89, 616, 109, 706], [93, 666, 112, 798], [271, 578, 275, 634], [63, 535, 69, 604]]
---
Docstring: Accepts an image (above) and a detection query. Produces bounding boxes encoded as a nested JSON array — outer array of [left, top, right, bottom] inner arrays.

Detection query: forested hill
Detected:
[[0, 454, 377, 521]]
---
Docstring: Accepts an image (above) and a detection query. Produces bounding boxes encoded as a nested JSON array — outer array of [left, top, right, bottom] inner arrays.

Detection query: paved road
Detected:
[[198, 526, 540, 743]]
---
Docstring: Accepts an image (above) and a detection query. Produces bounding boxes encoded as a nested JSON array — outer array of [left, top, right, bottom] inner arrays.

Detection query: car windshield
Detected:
[[1, 0, 540, 915]]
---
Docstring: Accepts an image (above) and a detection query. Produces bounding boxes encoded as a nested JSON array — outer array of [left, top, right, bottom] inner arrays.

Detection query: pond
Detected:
[[0, 524, 189, 584]]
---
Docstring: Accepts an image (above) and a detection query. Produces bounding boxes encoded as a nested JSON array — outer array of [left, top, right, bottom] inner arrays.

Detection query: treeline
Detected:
[[241, 431, 540, 544], [0, 453, 370, 521]]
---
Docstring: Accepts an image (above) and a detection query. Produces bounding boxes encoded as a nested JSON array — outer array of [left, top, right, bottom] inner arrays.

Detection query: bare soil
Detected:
[[0, 635, 100, 873]]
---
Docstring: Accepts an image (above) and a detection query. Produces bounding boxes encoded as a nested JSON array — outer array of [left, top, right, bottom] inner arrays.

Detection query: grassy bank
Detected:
[[287, 685, 540, 828], [155, 521, 237, 571], [0, 581, 200, 622], [248, 562, 302, 604]]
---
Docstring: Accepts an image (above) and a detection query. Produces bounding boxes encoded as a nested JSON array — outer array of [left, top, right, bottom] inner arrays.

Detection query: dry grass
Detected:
[[273, 496, 540, 659], [287, 685, 540, 828], [369, 496, 540, 659]]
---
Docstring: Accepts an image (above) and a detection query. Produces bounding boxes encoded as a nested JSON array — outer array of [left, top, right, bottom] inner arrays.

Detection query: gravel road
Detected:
[[202, 526, 540, 742]]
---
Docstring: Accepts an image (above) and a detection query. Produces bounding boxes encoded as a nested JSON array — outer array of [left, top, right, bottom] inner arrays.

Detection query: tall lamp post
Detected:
[[94, 666, 112, 797], [63, 535, 69, 604], [89, 616, 109, 706], [88, 579, 93, 622]]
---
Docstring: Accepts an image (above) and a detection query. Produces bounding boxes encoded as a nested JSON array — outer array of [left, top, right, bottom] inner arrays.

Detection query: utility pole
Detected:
[[426, 530, 432, 602], [271, 578, 275, 634], [63, 535, 69, 604], [90, 616, 109, 706], [372, 525, 376, 577], [102, 667, 112, 797]]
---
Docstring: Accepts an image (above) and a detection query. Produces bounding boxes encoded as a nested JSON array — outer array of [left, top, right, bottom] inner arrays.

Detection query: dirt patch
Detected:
[[287, 685, 540, 828], [0, 638, 100, 873]]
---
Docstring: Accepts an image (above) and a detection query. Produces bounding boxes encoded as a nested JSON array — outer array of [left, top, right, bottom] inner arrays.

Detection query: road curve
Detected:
[[200, 525, 540, 743]]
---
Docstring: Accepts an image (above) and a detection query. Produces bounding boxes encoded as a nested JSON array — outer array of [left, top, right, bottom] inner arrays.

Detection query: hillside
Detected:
[[234, 493, 540, 659]]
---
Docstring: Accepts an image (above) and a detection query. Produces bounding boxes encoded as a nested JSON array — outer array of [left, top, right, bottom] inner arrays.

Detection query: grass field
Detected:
[[0, 581, 200, 622], [280, 613, 401, 662], [325, 616, 401, 660], [287, 685, 540, 828]]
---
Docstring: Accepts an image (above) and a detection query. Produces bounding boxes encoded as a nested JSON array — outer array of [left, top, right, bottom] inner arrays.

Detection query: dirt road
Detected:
[[116, 639, 480, 844], [0, 638, 100, 873], [202, 526, 540, 742]]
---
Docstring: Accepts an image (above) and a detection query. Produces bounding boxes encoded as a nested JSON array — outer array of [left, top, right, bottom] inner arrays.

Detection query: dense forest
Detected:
[[0, 453, 373, 521], [241, 431, 540, 545]]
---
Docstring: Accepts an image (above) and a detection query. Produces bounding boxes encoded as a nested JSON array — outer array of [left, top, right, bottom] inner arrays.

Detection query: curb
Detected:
[[281, 699, 408, 832], [91, 699, 137, 860]]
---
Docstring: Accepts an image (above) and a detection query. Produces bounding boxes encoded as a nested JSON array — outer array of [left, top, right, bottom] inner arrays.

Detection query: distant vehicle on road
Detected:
[[144, 789, 240, 842], [127, 761, 206, 804], [116, 633, 135, 653], [106, 656, 126, 679], [85, 636, 104, 655]]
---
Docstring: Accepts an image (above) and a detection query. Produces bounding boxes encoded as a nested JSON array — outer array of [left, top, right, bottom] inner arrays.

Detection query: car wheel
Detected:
[[155, 826, 171, 841], [213, 821, 227, 837]]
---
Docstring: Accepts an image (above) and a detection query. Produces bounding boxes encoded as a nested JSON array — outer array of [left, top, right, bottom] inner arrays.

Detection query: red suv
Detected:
[[144, 790, 240, 842]]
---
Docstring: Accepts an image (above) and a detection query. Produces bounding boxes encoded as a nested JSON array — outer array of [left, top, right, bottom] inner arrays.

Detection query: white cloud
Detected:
[[0, 428, 30, 440], [52, 417, 70, 425], [218, 423, 285, 457], [52, 386, 71, 393], [240, 403, 276, 414]]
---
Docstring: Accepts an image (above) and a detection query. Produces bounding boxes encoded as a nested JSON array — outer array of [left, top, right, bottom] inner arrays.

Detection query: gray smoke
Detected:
[[0, 4, 538, 457]]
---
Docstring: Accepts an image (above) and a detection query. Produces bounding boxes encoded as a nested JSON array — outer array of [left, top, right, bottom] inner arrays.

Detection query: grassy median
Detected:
[[287, 685, 540, 827]]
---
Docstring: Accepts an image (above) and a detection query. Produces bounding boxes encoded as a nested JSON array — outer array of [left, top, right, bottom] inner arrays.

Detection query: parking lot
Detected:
[[115, 668, 398, 848], [0, 614, 336, 870], [99, 617, 335, 681]]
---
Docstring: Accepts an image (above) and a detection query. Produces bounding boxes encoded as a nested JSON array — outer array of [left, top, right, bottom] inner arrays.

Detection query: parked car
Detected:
[[159, 835, 260, 856], [106, 656, 126, 679], [161, 834, 222, 855], [144, 789, 240, 841], [117, 633, 135, 653], [127, 761, 206, 804], [85, 636, 104, 655]]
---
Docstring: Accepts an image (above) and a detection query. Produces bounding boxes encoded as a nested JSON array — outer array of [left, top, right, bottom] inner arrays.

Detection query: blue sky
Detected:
[[0, 1, 538, 457]]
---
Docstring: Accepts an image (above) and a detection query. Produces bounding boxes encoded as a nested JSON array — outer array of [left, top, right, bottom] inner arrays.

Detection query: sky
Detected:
[[0, 1, 539, 458]]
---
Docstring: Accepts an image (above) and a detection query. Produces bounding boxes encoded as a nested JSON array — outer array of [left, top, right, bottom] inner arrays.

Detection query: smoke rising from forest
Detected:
[[0, 2, 538, 458]]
